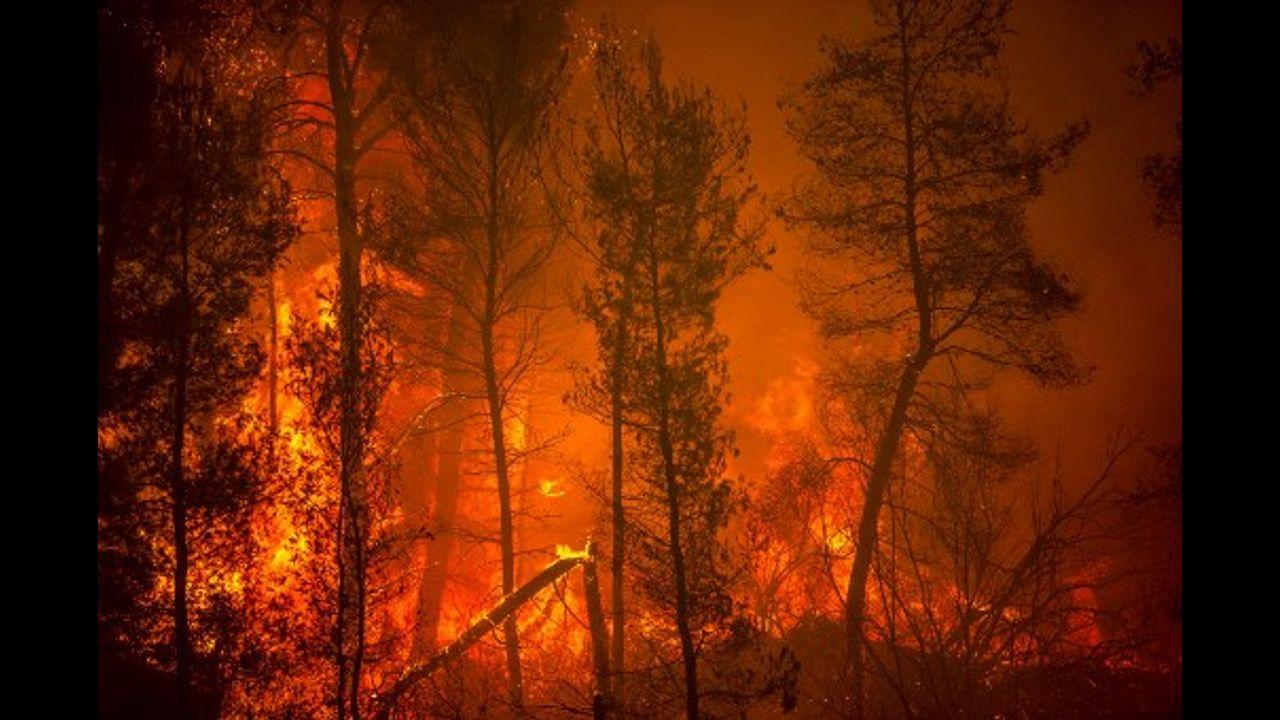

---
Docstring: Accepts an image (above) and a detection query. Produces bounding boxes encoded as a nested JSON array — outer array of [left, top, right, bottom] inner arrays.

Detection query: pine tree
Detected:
[[98, 5, 297, 709], [781, 1, 1087, 714], [575, 35, 768, 719]]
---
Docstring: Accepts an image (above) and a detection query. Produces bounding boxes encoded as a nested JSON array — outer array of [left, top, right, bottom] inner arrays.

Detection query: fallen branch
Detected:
[[373, 541, 611, 720]]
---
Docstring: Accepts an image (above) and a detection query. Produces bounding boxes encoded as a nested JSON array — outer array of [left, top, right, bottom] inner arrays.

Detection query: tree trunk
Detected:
[[266, 268, 278, 470], [609, 313, 627, 706], [582, 543, 614, 719], [410, 308, 469, 659], [482, 107, 524, 713], [660, 419, 699, 720], [327, 9, 366, 717], [481, 319, 524, 713], [515, 397, 538, 587], [843, 355, 924, 720], [846, 16, 927, 716], [649, 258, 699, 720]]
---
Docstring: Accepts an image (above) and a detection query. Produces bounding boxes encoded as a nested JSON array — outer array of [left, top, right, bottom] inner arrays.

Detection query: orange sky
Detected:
[[575, 0, 1183, 483]]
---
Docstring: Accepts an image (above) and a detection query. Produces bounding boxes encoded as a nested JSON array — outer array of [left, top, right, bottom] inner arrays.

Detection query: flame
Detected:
[[106, 52, 1129, 717], [276, 299, 293, 335], [554, 544, 587, 560]]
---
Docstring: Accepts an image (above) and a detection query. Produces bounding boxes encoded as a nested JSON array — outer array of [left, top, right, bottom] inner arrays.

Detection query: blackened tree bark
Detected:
[[647, 252, 700, 720], [326, 14, 367, 714], [609, 316, 628, 701]]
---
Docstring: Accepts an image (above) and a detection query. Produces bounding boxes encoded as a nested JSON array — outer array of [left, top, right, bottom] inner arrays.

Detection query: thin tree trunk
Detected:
[[327, 8, 366, 716], [604, 101, 639, 713], [515, 397, 537, 588], [842, 355, 925, 717], [482, 320, 523, 712], [609, 312, 627, 707], [482, 107, 524, 713], [845, 12, 929, 716], [649, 256, 699, 720], [582, 543, 614, 719]]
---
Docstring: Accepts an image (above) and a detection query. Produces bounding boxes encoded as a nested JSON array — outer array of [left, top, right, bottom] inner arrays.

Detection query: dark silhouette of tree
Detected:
[[97, 3, 297, 713], [1128, 38, 1182, 238], [781, 1, 1087, 715], [382, 1, 571, 712], [282, 280, 414, 715], [573, 35, 768, 720], [257, 2, 402, 716], [99, 0, 162, 419], [564, 24, 651, 708]]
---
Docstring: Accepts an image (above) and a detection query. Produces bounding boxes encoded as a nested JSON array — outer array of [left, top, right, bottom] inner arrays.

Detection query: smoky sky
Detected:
[[574, 0, 1182, 485]]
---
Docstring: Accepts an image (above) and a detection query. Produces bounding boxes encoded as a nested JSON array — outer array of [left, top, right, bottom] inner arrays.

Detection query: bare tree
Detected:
[[781, 1, 1088, 715], [383, 1, 571, 711], [866, 407, 1132, 718], [258, 1, 402, 716]]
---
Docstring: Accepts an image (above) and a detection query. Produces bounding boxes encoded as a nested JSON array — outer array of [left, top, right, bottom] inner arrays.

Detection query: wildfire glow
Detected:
[[98, 2, 1181, 717], [538, 478, 566, 498]]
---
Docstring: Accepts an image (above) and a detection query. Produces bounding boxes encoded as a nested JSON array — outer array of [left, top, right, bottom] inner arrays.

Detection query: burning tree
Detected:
[[96, 3, 1182, 719], [98, 1, 297, 715], [571, 32, 772, 719], [250, 1, 408, 716], [781, 0, 1088, 714], [380, 0, 572, 712]]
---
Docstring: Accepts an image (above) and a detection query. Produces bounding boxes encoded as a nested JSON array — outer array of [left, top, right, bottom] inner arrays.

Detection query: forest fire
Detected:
[[99, 1, 1180, 719]]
